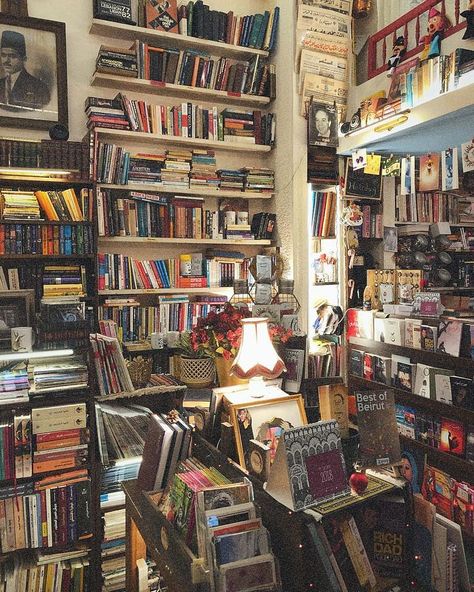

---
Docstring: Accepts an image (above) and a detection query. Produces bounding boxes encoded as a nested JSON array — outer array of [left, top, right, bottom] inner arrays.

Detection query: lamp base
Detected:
[[248, 376, 266, 398]]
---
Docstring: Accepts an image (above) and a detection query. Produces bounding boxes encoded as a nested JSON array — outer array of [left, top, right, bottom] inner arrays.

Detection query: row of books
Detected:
[[98, 41, 275, 99], [310, 191, 336, 238], [90, 334, 134, 397], [355, 205, 383, 239], [97, 252, 248, 291], [0, 139, 89, 175], [0, 469, 91, 552], [135, 1, 280, 53], [87, 94, 275, 145], [397, 402, 470, 461], [0, 224, 94, 256], [307, 343, 341, 379], [93, 141, 274, 192], [396, 191, 460, 224], [98, 297, 226, 342], [42, 265, 87, 299], [0, 552, 91, 592], [35, 189, 92, 222]]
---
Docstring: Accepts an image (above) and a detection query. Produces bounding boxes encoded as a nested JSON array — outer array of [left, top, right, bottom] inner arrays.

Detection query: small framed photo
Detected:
[[307, 101, 338, 148], [0, 14, 68, 130], [229, 395, 307, 470], [383, 226, 398, 252], [0, 289, 34, 350]]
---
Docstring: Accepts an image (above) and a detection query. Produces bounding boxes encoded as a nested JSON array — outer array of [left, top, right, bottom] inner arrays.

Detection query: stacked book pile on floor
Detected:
[[41, 265, 87, 299], [0, 550, 91, 592], [29, 358, 88, 393], [86, 95, 275, 145], [0, 363, 29, 405], [136, 2, 280, 53], [0, 469, 91, 552], [90, 334, 134, 397]]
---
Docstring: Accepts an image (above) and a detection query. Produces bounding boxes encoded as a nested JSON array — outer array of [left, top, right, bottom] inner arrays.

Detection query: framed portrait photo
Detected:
[[0, 14, 68, 130], [230, 395, 307, 470], [0, 289, 34, 350], [307, 101, 338, 148]]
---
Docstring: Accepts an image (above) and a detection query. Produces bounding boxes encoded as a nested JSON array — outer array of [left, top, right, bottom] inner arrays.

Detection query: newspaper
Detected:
[[298, 49, 348, 93], [299, 0, 353, 15], [297, 4, 352, 40], [300, 72, 348, 116]]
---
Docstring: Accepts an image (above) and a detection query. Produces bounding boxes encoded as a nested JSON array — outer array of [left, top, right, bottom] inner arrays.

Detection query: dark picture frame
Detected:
[[0, 289, 34, 350], [0, 13, 68, 130], [307, 101, 338, 148]]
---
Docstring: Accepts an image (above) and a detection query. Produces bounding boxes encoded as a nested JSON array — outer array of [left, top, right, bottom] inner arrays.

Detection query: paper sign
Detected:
[[364, 154, 381, 175], [352, 148, 367, 170]]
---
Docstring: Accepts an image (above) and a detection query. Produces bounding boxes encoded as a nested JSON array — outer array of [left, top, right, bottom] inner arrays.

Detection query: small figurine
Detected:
[[419, 7, 450, 60], [461, 0, 474, 40], [387, 35, 406, 77]]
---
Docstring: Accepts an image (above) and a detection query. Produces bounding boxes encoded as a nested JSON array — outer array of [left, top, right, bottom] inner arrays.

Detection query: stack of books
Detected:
[[96, 44, 138, 78], [30, 403, 89, 474], [42, 265, 87, 299], [162, 150, 193, 188], [0, 190, 41, 221], [190, 150, 219, 189], [30, 358, 88, 393], [90, 334, 135, 396], [242, 167, 275, 193], [217, 169, 245, 191], [128, 152, 165, 185], [0, 363, 29, 405], [85, 96, 130, 131]]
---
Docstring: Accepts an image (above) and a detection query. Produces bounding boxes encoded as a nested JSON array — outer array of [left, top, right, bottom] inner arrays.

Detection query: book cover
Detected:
[[394, 361, 414, 392], [440, 417, 465, 457], [451, 376, 474, 410], [436, 320, 463, 357], [356, 390, 401, 468], [422, 465, 454, 519], [391, 354, 410, 385], [395, 404, 416, 439], [434, 372, 453, 405], [419, 153, 440, 191], [412, 494, 435, 588], [399, 444, 425, 494], [346, 309, 374, 339], [349, 349, 364, 377], [374, 356, 391, 385], [146, 0, 179, 32], [363, 353, 374, 381], [405, 318, 422, 349], [466, 425, 474, 462], [420, 325, 437, 352]]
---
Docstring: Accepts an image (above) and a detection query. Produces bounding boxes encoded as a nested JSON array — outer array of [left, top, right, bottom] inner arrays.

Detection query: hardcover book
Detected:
[[265, 421, 349, 511], [420, 325, 438, 352], [394, 361, 414, 392], [450, 376, 474, 410], [356, 390, 401, 468], [146, 0, 179, 32]]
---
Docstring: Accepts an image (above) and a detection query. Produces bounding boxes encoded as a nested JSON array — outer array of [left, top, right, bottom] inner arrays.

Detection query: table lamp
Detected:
[[230, 317, 286, 398]]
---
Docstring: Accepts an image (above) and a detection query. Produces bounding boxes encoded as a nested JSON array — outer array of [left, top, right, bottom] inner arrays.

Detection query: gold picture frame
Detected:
[[229, 394, 308, 471]]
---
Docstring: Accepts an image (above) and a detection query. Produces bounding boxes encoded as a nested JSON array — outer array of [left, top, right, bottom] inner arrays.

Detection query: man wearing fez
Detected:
[[0, 30, 50, 110]]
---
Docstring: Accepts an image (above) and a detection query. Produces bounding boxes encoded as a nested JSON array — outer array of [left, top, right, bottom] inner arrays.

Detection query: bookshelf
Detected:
[[94, 128, 273, 152], [88, 7, 279, 589], [89, 18, 270, 59], [91, 72, 272, 107]]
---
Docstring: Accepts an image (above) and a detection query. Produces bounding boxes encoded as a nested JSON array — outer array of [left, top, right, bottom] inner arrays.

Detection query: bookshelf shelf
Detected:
[[98, 236, 271, 246], [348, 336, 474, 375], [89, 19, 270, 60], [96, 183, 273, 200], [395, 222, 474, 228], [98, 287, 231, 296], [0, 254, 95, 260], [349, 375, 474, 425], [94, 128, 272, 153], [0, 175, 91, 185], [0, 219, 93, 226], [399, 434, 474, 483], [91, 72, 271, 107]]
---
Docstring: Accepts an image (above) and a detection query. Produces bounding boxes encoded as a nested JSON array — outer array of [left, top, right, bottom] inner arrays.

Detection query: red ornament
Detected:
[[349, 471, 369, 494]]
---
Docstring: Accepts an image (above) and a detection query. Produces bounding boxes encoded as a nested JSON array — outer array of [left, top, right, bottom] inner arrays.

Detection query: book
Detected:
[[436, 320, 463, 357], [440, 417, 465, 457], [146, 0, 179, 32], [420, 325, 438, 352], [394, 361, 414, 392], [450, 376, 474, 410], [356, 390, 401, 468]]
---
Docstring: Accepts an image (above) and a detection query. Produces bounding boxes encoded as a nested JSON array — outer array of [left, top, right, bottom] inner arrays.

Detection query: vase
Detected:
[[179, 355, 215, 388], [215, 356, 248, 388]]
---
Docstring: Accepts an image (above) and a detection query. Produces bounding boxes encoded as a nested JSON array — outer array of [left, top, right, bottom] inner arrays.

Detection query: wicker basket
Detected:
[[125, 356, 153, 389], [179, 355, 215, 388]]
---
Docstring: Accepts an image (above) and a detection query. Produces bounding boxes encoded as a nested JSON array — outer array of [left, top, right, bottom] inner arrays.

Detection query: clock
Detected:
[[248, 439, 271, 482], [250, 449, 264, 475]]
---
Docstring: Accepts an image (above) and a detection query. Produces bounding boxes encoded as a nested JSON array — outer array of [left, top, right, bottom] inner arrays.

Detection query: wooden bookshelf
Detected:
[[96, 183, 273, 200], [94, 128, 272, 153], [348, 336, 474, 376], [89, 19, 270, 60], [0, 220, 93, 226], [91, 72, 271, 107], [98, 287, 231, 296], [0, 254, 95, 260], [99, 236, 271, 246]]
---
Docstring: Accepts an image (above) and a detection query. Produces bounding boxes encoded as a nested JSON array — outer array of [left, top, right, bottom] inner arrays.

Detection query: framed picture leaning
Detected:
[[0, 13, 68, 130]]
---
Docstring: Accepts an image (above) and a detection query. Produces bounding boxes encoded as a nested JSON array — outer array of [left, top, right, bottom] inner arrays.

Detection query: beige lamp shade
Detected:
[[231, 317, 286, 380]]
